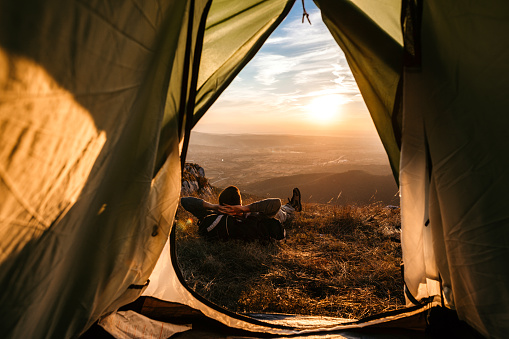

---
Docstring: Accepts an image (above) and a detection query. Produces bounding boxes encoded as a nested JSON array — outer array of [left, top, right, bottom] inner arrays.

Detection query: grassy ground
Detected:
[[175, 196, 404, 320]]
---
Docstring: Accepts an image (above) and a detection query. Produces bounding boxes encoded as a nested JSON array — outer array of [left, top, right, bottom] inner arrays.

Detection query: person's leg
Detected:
[[275, 187, 302, 226], [289, 188, 302, 212], [275, 203, 296, 226]]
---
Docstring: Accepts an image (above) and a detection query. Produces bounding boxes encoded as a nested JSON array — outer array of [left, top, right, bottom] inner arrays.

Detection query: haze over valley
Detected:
[[186, 132, 399, 206]]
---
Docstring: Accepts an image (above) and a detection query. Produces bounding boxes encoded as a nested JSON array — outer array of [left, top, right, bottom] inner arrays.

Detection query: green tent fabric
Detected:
[[1, 0, 508, 338], [0, 0, 210, 337], [399, 1, 509, 337]]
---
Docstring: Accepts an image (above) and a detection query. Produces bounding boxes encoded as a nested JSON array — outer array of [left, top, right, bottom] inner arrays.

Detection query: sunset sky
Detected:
[[193, 0, 378, 137]]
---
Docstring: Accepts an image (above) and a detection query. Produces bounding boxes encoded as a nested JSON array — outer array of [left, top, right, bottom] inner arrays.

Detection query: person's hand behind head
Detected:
[[219, 204, 245, 217]]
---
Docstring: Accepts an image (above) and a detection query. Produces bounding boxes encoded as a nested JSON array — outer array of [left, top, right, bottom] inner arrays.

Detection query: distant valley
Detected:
[[186, 132, 399, 206]]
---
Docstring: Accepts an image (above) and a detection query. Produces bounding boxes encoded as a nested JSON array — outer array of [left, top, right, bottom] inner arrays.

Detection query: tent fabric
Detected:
[[98, 310, 191, 339], [0, 0, 210, 337], [399, 1, 509, 337], [154, 0, 213, 174]]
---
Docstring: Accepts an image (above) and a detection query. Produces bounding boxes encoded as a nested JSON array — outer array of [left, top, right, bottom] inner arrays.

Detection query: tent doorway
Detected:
[[175, 0, 402, 322]]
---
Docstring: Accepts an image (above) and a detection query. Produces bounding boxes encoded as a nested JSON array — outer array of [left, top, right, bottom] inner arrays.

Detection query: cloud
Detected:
[[249, 50, 334, 87], [252, 54, 298, 86], [248, 7, 354, 97], [264, 36, 291, 45], [293, 67, 335, 85]]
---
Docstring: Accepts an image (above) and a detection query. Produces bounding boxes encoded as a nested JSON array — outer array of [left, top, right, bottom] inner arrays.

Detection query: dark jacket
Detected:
[[198, 213, 285, 241], [181, 197, 285, 241]]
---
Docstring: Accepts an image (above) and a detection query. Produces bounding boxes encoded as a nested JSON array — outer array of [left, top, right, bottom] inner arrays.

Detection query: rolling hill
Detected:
[[243, 170, 399, 206]]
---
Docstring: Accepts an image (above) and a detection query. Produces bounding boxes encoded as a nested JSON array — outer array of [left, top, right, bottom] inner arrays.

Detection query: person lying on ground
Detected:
[[180, 186, 302, 242]]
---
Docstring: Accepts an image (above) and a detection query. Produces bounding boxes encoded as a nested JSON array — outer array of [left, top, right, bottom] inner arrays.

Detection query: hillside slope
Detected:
[[176, 201, 404, 319], [243, 170, 399, 206]]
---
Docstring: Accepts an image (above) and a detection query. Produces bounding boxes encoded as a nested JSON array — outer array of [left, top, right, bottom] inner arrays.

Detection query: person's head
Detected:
[[218, 186, 242, 206]]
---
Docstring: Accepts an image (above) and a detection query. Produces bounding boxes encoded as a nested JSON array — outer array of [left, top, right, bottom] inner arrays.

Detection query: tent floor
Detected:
[[80, 298, 483, 338]]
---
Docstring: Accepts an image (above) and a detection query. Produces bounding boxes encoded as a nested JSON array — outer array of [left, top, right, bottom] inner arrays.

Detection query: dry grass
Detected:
[[175, 200, 404, 320]]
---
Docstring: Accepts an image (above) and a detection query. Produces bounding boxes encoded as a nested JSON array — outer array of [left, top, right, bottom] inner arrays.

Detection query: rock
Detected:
[[197, 167, 205, 178], [181, 163, 213, 199]]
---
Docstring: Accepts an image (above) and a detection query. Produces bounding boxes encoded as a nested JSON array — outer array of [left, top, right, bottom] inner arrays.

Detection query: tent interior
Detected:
[[0, 0, 507, 338]]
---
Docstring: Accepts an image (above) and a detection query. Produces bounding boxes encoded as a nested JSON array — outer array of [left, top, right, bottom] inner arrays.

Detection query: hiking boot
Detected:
[[289, 187, 302, 212]]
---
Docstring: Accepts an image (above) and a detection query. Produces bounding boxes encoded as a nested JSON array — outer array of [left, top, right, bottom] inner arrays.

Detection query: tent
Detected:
[[0, 0, 508, 337]]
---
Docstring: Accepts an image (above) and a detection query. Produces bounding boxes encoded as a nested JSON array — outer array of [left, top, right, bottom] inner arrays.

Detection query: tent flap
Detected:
[[400, 1, 509, 337], [0, 0, 209, 337]]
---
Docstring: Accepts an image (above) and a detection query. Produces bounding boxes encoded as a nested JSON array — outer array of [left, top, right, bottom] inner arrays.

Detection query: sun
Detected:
[[306, 94, 345, 123]]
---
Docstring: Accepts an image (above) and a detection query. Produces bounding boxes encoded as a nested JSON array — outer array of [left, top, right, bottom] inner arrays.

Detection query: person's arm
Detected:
[[181, 196, 233, 217], [202, 200, 222, 212], [181, 197, 221, 219]]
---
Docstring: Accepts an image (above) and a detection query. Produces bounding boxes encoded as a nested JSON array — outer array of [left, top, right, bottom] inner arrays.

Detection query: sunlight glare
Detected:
[[306, 94, 345, 123]]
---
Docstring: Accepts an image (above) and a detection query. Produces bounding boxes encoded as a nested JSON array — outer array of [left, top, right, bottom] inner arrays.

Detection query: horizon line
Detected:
[[190, 130, 381, 138]]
